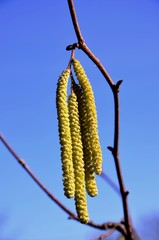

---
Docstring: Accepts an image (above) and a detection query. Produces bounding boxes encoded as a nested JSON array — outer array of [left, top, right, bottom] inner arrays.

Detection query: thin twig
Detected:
[[0, 134, 75, 218], [0, 133, 126, 235], [68, 49, 75, 68], [67, 1, 134, 239], [101, 171, 120, 196], [95, 228, 115, 240], [67, 0, 84, 44]]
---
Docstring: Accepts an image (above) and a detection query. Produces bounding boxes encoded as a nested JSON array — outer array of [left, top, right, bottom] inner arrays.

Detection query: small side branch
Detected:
[[101, 171, 120, 196], [0, 134, 75, 218], [95, 228, 115, 240], [0, 133, 125, 236]]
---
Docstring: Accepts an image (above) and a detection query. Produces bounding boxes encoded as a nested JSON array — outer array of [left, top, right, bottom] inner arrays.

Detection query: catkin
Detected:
[[68, 91, 89, 224], [73, 82, 98, 197], [72, 59, 103, 175], [56, 68, 75, 198]]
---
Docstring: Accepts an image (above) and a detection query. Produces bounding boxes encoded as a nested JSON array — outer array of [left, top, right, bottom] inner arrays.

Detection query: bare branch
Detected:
[[101, 171, 120, 196], [0, 133, 126, 236], [67, 1, 134, 239], [0, 134, 75, 218], [95, 228, 115, 240], [67, 0, 114, 89], [67, 0, 84, 44]]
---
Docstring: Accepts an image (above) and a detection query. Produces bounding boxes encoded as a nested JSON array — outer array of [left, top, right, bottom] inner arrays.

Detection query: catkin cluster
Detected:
[[56, 59, 102, 224]]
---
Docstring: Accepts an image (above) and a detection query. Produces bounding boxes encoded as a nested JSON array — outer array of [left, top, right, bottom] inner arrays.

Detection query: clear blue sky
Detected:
[[0, 0, 159, 239]]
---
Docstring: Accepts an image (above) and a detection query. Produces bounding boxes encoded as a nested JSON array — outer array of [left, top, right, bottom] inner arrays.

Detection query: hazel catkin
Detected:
[[68, 91, 89, 224], [72, 59, 103, 175], [73, 82, 98, 197], [56, 68, 75, 198]]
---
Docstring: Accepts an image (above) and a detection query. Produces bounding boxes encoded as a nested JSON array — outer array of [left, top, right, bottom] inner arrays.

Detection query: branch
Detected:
[[95, 228, 115, 240], [101, 171, 120, 196], [88, 220, 126, 236], [0, 134, 75, 218], [67, 0, 114, 89], [67, 1, 134, 239], [0, 133, 126, 236], [67, 0, 84, 44]]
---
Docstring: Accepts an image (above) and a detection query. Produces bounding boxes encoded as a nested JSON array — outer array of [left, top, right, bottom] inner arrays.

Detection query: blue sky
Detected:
[[0, 0, 159, 239]]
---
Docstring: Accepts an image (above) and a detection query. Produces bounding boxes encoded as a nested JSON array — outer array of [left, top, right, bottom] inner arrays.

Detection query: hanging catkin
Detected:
[[68, 90, 89, 224], [56, 68, 75, 198], [72, 59, 103, 175], [73, 82, 98, 197]]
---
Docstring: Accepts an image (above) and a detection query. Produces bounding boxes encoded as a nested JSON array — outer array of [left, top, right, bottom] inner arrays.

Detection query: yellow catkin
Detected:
[[72, 59, 103, 175], [68, 91, 89, 224], [73, 83, 98, 197], [56, 68, 75, 198]]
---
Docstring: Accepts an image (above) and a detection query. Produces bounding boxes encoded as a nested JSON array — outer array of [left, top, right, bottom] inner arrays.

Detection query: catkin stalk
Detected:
[[56, 68, 75, 198]]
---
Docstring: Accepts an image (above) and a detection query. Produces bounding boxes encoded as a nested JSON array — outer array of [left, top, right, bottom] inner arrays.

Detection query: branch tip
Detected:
[[125, 190, 129, 196], [115, 80, 123, 92], [107, 146, 114, 153]]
